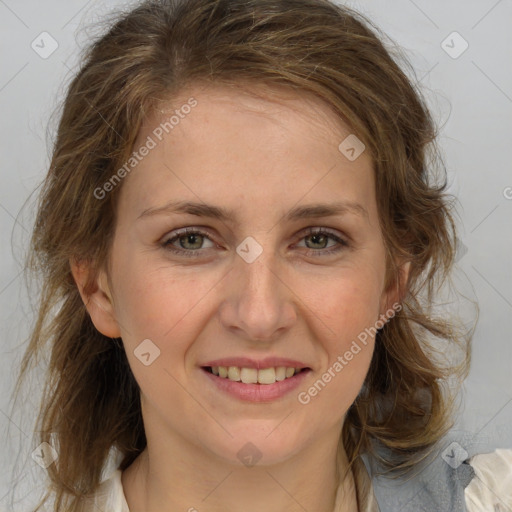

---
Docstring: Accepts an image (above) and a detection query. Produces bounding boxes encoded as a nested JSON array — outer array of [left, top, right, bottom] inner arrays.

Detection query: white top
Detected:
[[87, 449, 512, 512]]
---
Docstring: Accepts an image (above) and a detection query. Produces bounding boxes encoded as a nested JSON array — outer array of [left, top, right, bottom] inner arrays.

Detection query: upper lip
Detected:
[[201, 357, 310, 370]]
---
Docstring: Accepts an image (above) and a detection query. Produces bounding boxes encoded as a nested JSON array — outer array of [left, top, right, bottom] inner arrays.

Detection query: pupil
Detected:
[[309, 234, 325, 248], [183, 234, 201, 249]]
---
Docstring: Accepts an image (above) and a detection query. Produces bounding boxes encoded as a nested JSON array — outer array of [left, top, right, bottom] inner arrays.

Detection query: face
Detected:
[[79, 83, 401, 468]]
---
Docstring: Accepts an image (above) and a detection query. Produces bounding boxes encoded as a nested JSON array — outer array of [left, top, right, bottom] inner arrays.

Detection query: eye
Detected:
[[161, 227, 216, 257], [160, 226, 349, 258], [295, 227, 349, 257]]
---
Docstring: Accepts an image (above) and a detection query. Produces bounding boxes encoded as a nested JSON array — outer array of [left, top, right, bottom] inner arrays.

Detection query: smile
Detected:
[[201, 366, 312, 402], [204, 365, 308, 385]]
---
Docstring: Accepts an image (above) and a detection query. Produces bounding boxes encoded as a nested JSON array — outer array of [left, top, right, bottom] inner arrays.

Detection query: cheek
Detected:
[[110, 264, 217, 399], [309, 270, 381, 392], [112, 248, 385, 345], [310, 267, 384, 340], [114, 269, 214, 341], [300, 282, 379, 414]]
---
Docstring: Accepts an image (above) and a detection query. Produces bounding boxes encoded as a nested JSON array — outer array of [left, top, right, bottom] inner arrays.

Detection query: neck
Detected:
[[121, 425, 358, 512]]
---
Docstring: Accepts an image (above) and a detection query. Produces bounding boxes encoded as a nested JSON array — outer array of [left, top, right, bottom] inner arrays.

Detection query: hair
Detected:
[[10, 0, 472, 510]]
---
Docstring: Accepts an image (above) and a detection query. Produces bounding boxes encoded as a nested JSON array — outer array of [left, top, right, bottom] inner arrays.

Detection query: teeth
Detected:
[[228, 366, 241, 381], [257, 367, 276, 384], [241, 367, 258, 384], [275, 367, 286, 381], [209, 366, 304, 385]]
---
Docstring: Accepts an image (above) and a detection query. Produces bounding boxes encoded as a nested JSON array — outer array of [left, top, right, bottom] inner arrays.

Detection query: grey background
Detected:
[[1, 0, 511, 510]]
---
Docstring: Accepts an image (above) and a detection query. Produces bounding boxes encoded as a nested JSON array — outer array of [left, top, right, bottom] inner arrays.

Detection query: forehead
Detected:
[[119, 82, 376, 223], [147, 81, 351, 138]]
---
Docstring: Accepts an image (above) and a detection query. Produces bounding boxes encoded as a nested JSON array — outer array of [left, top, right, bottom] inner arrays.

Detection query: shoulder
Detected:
[[465, 448, 512, 512], [360, 438, 512, 512]]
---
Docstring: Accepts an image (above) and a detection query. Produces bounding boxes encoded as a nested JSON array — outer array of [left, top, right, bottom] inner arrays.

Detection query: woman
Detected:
[[12, 0, 512, 511]]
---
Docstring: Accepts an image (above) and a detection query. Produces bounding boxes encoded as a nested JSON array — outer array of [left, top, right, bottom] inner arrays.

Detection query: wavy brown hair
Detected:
[[10, 0, 471, 510]]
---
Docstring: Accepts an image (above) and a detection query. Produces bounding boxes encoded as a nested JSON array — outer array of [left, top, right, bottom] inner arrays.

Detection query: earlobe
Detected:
[[69, 258, 121, 338], [380, 260, 411, 317]]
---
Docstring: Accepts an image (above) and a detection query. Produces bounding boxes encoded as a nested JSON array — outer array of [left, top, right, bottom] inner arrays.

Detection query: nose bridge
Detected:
[[242, 248, 279, 304], [220, 234, 297, 340]]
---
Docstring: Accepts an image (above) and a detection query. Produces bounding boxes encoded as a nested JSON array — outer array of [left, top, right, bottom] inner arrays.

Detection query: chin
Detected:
[[202, 426, 307, 468]]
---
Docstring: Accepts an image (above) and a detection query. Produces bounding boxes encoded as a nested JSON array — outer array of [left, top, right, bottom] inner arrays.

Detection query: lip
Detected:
[[201, 366, 312, 402], [200, 357, 310, 370]]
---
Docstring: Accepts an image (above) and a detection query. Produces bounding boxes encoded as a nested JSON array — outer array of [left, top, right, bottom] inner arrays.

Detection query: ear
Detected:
[[70, 258, 121, 338], [379, 260, 411, 317]]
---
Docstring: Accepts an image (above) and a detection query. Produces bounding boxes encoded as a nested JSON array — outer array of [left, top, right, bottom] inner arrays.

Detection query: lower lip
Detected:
[[201, 367, 312, 402]]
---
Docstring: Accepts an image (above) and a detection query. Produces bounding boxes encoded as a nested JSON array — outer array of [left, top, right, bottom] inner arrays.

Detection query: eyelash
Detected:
[[161, 227, 349, 258]]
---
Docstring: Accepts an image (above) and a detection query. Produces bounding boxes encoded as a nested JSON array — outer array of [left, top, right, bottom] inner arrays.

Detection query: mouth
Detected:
[[200, 364, 312, 402], [201, 365, 312, 385]]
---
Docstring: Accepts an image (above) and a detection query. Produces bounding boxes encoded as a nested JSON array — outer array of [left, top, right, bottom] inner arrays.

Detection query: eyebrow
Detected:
[[138, 200, 368, 223]]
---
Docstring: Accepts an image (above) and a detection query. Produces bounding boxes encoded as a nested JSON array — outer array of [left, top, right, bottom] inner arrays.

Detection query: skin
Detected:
[[72, 82, 408, 512]]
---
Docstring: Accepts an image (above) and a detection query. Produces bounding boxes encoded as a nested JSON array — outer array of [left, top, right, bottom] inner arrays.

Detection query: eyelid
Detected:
[[161, 226, 217, 247], [300, 226, 349, 244]]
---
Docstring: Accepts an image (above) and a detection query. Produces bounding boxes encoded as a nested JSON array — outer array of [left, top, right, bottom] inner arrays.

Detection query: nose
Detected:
[[218, 247, 298, 342]]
